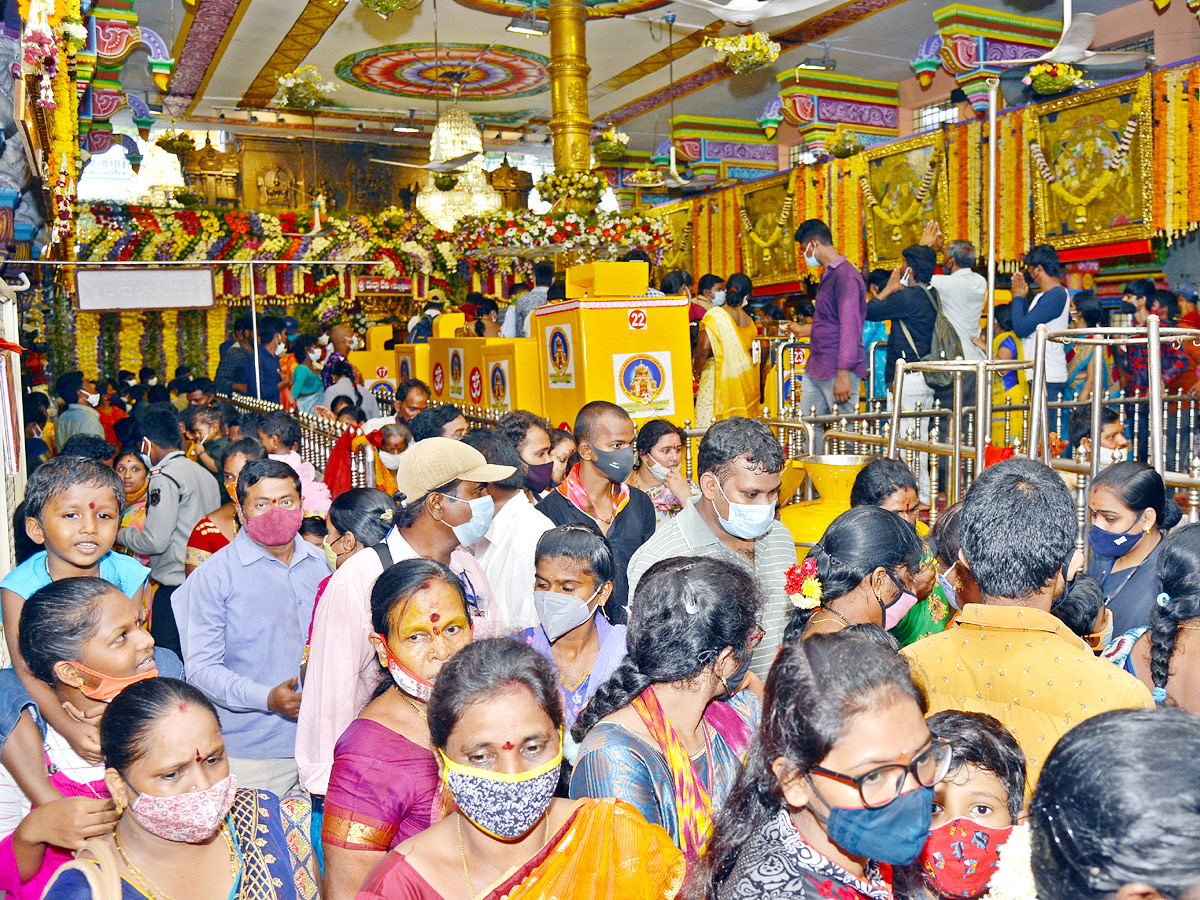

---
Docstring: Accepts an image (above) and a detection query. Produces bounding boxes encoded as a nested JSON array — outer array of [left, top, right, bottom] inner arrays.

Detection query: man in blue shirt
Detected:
[[242, 316, 289, 404], [173, 457, 330, 797], [52, 371, 104, 452]]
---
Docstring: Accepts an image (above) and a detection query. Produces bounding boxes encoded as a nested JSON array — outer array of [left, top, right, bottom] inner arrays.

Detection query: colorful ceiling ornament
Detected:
[[335, 43, 550, 100], [908, 5, 1058, 111], [451, 0, 668, 21]]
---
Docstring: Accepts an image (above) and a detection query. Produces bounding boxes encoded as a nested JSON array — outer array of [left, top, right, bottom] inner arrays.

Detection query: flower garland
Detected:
[[859, 147, 940, 227], [76, 311, 99, 378], [205, 305, 225, 376], [536, 169, 608, 205], [979, 824, 1035, 900], [738, 170, 797, 253], [160, 310, 178, 377], [118, 311, 143, 373], [1023, 63, 1090, 96]]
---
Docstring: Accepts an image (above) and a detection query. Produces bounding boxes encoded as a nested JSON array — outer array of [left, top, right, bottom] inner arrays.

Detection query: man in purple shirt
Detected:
[[789, 219, 867, 435]]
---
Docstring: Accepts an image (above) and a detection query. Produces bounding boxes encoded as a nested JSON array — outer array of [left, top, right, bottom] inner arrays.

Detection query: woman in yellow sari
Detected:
[[357, 639, 684, 900], [693, 273, 760, 427], [973, 302, 1028, 449]]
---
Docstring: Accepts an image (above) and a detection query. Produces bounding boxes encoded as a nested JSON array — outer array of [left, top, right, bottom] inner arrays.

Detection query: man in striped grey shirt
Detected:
[[627, 417, 797, 677]]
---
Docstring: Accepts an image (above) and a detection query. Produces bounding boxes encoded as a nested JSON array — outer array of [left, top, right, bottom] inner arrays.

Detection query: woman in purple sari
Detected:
[[520, 524, 627, 759], [320, 559, 473, 900]]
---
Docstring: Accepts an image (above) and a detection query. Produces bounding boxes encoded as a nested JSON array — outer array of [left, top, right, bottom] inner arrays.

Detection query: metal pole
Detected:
[[974, 359, 988, 474], [950, 370, 963, 504], [887, 358, 906, 458], [249, 262, 262, 399], [985, 77, 999, 361], [1148, 314, 1164, 474], [1028, 324, 1049, 462]]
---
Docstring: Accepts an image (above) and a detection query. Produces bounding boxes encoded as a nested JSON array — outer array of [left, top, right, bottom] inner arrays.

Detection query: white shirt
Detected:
[[472, 492, 555, 632], [1018, 288, 1071, 383], [0, 725, 105, 838], [930, 267, 988, 361]]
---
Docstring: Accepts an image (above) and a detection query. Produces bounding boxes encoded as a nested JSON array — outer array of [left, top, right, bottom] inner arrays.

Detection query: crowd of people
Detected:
[[9, 224, 1200, 899]]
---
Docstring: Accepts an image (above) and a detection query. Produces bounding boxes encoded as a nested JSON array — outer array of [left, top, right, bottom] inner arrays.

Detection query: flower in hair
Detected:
[[380, 508, 394, 521], [786, 559, 822, 611], [1157, 592, 1171, 609]]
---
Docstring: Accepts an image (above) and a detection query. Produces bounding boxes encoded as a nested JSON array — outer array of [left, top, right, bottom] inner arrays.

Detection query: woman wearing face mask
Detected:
[[42, 676, 313, 900], [693, 272, 760, 427], [184, 439, 267, 577], [547, 429, 576, 491], [570, 557, 763, 857], [0, 577, 178, 898], [114, 448, 152, 572], [322, 359, 381, 421], [627, 419, 699, 525], [926, 504, 982, 625], [1030, 707, 1200, 900], [850, 457, 942, 644], [690, 632, 950, 900], [1085, 461, 1183, 637], [784, 506, 923, 643], [522, 524, 625, 741], [289, 335, 324, 415], [355, 422, 411, 498], [322, 560, 472, 900], [357, 638, 684, 899]]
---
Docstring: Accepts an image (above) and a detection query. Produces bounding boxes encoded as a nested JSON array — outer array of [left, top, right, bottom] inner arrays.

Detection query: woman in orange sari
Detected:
[[692, 273, 760, 427], [356, 639, 685, 900]]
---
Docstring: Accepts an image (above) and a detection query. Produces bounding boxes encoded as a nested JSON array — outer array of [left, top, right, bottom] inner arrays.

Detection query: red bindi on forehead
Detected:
[[502, 741, 514, 750], [88, 501, 94, 509], [429, 613, 441, 623]]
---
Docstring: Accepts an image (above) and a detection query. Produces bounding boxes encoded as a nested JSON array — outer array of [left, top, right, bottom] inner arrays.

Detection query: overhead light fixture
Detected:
[[393, 108, 420, 133], [415, 105, 502, 230], [796, 44, 835, 71], [507, 1, 548, 35], [356, 121, 366, 133]]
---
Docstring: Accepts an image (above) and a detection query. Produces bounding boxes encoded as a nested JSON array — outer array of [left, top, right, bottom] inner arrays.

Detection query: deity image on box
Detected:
[[861, 132, 947, 269], [491, 363, 507, 407], [1030, 76, 1153, 250]]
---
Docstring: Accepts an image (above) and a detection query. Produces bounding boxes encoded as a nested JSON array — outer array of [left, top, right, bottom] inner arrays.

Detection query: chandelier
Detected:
[[415, 105, 502, 231]]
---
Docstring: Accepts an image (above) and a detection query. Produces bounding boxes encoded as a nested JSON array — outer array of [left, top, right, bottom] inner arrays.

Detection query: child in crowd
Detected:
[[258, 410, 332, 514], [901, 710, 1027, 900], [299, 514, 328, 549], [1050, 572, 1112, 653], [185, 403, 230, 482], [1067, 406, 1128, 463], [56, 435, 115, 466]]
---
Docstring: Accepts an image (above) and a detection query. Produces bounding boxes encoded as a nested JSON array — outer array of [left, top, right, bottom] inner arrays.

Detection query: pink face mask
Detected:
[[883, 571, 921, 630], [242, 506, 303, 546], [130, 773, 238, 843]]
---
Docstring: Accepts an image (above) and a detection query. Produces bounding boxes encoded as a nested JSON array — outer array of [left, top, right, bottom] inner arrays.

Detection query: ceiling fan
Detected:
[[994, 0, 1150, 68], [662, 0, 827, 28]]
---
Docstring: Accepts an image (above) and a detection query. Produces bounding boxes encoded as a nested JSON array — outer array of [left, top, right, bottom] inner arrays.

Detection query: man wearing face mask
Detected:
[[536, 401, 655, 625], [297, 438, 513, 796], [1009, 245, 1071, 438], [789, 219, 867, 436], [173, 458, 330, 797], [463, 429, 555, 632], [241, 316, 290, 405], [51, 371, 106, 453], [117, 408, 221, 658], [902, 459, 1153, 789], [627, 416, 796, 673]]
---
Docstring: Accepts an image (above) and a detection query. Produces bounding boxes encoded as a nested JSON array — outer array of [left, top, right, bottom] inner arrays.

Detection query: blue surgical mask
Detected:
[[440, 493, 495, 546], [712, 478, 775, 541], [937, 564, 959, 611], [818, 782, 934, 866], [711, 290, 726, 307], [803, 242, 819, 268], [1087, 521, 1145, 559]]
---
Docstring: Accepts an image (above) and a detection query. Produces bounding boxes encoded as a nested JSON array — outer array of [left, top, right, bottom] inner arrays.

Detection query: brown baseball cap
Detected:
[[394, 437, 515, 505]]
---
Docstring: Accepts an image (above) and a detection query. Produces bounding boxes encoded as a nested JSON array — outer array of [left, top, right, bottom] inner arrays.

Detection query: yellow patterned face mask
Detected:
[[438, 731, 564, 840]]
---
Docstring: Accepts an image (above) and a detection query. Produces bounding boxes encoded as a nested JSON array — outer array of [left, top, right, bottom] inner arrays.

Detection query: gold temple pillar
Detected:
[[547, 0, 592, 172]]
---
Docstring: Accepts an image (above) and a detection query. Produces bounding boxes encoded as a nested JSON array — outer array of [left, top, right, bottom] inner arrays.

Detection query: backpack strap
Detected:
[[373, 540, 394, 571]]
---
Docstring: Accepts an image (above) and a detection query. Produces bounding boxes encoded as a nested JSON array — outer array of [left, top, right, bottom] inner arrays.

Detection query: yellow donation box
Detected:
[[393, 314, 464, 400], [481, 339, 543, 414], [429, 336, 488, 408], [348, 324, 401, 396], [533, 262, 694, 429]]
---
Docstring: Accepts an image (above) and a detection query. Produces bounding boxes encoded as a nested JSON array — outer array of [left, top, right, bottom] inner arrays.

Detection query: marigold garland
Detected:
[[205, 305, 225, 376], [76, 311, 99, 378]]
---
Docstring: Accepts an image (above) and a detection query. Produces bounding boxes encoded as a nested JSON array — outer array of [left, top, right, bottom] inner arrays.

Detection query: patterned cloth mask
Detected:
[[440, 737, 563, 840], [130, 773, 238, 843], [919, 818, 1012, 899]]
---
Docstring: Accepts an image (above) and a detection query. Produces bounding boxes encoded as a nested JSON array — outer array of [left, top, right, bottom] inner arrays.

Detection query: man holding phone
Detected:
[[866, 244, 941, 506]]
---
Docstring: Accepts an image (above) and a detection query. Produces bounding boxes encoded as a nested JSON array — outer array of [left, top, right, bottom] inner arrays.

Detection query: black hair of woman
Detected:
[[329, 358, 364, 408], [571, 556, 761, 743], [724, 273, 753, 307], [1148, 522, 1200, 706], [534, 522, 614, 587], [428, 638, 563, 751], [1091, 460, 1183, 531], [850, 457, 918, 508], [101, 677, 218, 775], [328, 487, 398, 549], [689, 632, 926, 899], [1030, 707, 1200, 900], [635, 419, 685, 462], [782, 506, 922, 641]]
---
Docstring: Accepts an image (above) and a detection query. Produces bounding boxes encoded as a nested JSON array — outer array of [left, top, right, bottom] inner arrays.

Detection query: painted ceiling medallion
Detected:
[[452, 0, 668, 20], [335, 43, 550, 99]]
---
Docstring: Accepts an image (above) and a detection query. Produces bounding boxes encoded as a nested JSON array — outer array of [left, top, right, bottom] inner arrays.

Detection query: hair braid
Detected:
[[570, 656, 650, 742]]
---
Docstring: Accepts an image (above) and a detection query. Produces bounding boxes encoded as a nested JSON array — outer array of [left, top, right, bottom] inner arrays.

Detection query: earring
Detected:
[[114, 796, 125, 815]]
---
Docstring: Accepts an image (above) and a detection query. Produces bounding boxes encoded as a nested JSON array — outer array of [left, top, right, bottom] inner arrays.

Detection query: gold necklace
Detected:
[[397, 688, 428, 720], [114, 822, 237, 900], [457, 810, 552, 900]]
